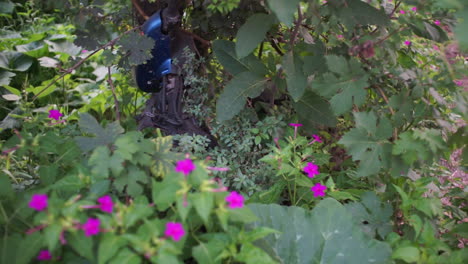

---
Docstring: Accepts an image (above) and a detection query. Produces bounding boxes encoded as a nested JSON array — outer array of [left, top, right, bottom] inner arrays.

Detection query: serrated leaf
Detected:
[[212, 40, 268, 76], [114, 165, 148, 197], [392, 131, 431, 165], [283, 51, 307, 101], [338, 111, 392, 177], [267, 0, 300, 26], [88, 146, 124, 179], [236, 13, 276, 59], [216, 71, 267, 122], [312, 57, 369, 115], [75, 113, 124, 152], [119, 31, 155, 66], [249, 199, 392, 264], [292, 90, 337, 131]]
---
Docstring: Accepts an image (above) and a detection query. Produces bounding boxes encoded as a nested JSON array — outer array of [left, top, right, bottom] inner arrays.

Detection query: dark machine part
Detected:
[[134, 1, 216, 146]]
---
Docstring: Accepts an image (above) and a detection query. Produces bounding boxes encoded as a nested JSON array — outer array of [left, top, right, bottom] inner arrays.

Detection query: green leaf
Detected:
[[392, 246, 420, 263], [236, 243, 277, 264], [118, 31, 155, 66], [292, 90, 337, 131], [455, 8, 468, 51], [0, 0, 14, 14], [75, 113, 124, 152], [267, 0, 300, 26], [312, 57, 369, 115], [345, 192, 393, 239], [212, 40, 268, 75], [192, 241, 225, 264], [283, 51, 307, 101], [236, 13, 276, 59], [152, 176, 180, 211], [38, 165, 58, 186], [338, 111, 392, 177], [0, 51, 33, 72], [14, 233, 43, 264], [44, 223, 62, 251], [330, 0, 390, 29], [98, 234, 127, 264], [192, 192, 214, 225], [89, 146, 124, 179], [68, 232, 95, 261], [44, 40, 80, 56], [0, 172, 13, 200], [114, 165, 148, 197], [0, 70, 15, 86], [216, 71, 267, 122], [392, 131, 431, 165], [249, 199, 392, 264], [109, 248, 141, 264]]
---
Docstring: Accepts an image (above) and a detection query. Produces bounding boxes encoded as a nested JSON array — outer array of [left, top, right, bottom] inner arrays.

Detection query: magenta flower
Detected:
[[289, 123, 303, 127], [312, 134, 322, 143], [454, 80, 463, 86], [175, 159, 196, 176], [225, 191, 244, 209], [97, 195, 114, 213], [337, 34, 344, 40], [434, 20, 441, 26], [404, 40, 411, 46], [311, 183, 327, 197], [411, 7, 417, 12], [433, 45, 440, 51], [48, 109, 63, 120], [82, 218, 100, 236], [164, 222, 185, 241], [37, 250, 52, 261], [399, 10, 406, 14], [303, 162, 320, 178], [29, 194, 48, 211]]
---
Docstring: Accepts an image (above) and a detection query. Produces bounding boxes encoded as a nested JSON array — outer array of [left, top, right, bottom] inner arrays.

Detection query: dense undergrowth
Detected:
[[0, 0, 467, 263]]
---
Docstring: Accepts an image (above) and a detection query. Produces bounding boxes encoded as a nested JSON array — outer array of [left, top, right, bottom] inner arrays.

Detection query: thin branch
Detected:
[[375, 26, 407, 45], [258, 41, 264, 59], [180, 29, 211, 47], [32, 25, 142, 101], [268, 37, 284, 56], [376, 87, 395, 115], [107, 65, 121, 122], [131, 0, 149, 20], [289, 5, 303, 49], [389, 1, 402, 19]]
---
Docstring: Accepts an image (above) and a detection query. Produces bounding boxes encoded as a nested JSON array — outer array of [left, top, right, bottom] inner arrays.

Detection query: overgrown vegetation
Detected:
[[0, 0, 467, 263]]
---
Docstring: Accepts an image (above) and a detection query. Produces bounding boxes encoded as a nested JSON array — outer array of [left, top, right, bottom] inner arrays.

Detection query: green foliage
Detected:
[[235, 13, 276, 59]]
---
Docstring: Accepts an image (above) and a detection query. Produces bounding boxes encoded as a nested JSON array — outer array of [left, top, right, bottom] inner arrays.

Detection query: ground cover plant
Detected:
[[0, 0, 467, 263]]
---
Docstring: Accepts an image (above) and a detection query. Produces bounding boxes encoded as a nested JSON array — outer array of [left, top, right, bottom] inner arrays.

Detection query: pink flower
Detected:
[[48, 109, 63, 120], [82, 49, 88, 53], [37, 250, 52, 261], [175, 159, 196, 176], [433, 45, 440, 51], [225, 191, 244, 209], [97, 195, 113, 213], [303, 162, 320, 178], [434, 20, 441, 26], [312, 134, 322, 143], [289, 123, 303, 127], [311, 183, 327, 197], [399, 10, 406, 14], [29, 194, 48, 211], [337, 34, 344, 40], [411, 7, 417, 12], [82, 218, 100, 236], [164, 222, 185, 241], [404, 40, 411, 46], [454, 80, 463, 86]]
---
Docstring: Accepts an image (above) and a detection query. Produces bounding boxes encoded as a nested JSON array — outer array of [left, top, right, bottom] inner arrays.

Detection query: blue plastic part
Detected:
[[135, 11, 172, 93]]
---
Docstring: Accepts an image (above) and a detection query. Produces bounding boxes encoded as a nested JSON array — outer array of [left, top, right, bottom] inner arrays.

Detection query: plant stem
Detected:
[[107, 65, 121, 121]]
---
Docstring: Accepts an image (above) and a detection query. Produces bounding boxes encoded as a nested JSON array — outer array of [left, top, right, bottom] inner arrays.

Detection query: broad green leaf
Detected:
[[44, 39, 80, 56], [75, 113, 124, 152], [455, 8, 468, 51], [14, 233, 43, 264], [392, 246, 420, 263], [114, 165, 148, 197], [152, 176, 180, 211], [345, 192, 393, 239], [98, 234, 127, 264], [89, 146, 124, 179], [0, 51, 33, 72], [38, 164, 58, 186], [249, 199, 392, 264], [68, 232, 95, 261], [236, 13, 276, 59], [123, 202, 153, 228], [44, 223, 62, 251], [329, 0, 390, 29], [216, 71, 267, 122], [0, 172, 13, 200], [267, 0, 300, 26], [312, 57, 369, 115], [118, 31, 155, 66], [283, 51, 307, 101], [16, 41, 49, 58], [192, 241, 225, 264], [0, 0, 14, 14], [338, 111, 392, 177], [292, 90, 337, 131], [235, 243, 278, 264], [392, 131, 431, 165], [0, 70, 15, 86], [109, 248, 141, 264], [212, 40, 268, 76], [192, 192, 214, 225]]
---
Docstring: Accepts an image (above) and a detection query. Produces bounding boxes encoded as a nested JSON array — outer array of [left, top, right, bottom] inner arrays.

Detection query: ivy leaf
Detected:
[[75, 113, 124, 152], [236, 13, 276, 59], [283, 51, 307, 101], [392, 131, 431, 165], [212, 40, 268, 76], [292, 90, 336, 131], [267, 0, 300, 26], [114, 165, 148, 197], [345, 192, 393, 239], [338, 111, 392, 177], [118, 31, 155, 66], [216, 72, 267, 122], [312, 56, 369, 115]]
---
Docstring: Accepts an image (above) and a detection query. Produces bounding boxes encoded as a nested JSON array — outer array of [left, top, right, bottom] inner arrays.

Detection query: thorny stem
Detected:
[[32, 25, 142, 101]]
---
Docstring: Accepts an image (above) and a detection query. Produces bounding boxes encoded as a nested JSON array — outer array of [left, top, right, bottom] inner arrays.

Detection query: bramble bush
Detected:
[[1, 0, 468, 263]]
